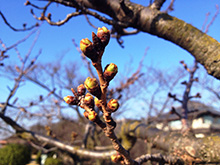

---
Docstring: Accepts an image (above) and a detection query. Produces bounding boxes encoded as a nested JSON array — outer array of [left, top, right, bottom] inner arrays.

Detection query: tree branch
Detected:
[[45, 0, 220, 79]]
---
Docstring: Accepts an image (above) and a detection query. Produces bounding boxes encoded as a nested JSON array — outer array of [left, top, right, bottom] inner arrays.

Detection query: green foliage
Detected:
[[0, 143, 31, 165], [44, 157, 63, 165]]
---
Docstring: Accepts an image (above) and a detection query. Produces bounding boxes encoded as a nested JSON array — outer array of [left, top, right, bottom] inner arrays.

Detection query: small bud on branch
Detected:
[[111, 153, 123, 163], [88, 111, 98, 121], [77, 84, 86, 96], [104, 63, 118, 82], [107, 99, 119, 112], [84, 77, 101, 98], [63, 95, 78, 105], [97, 26, 110, 47], [83, 111, 89, 119], [94, 97, 103, 112], [80, 38, 98, 62], [84, 93, 94, 108]]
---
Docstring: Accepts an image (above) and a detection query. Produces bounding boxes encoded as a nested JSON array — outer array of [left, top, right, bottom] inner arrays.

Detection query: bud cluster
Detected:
[[63, 84, 86, 105], [64, 26, 120, 128], [80, 26, 110, 62]]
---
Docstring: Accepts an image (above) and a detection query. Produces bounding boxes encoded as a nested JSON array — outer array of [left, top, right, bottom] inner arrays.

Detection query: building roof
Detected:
[[148, 101, 220, 123]]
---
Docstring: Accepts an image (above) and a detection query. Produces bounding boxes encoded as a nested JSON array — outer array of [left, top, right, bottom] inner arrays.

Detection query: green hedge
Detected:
[[44, 157, 63, 165], [0, 143, 31, 165]]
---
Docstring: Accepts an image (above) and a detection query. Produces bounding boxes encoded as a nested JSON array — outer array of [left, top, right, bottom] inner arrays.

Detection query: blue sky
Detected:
[[0, 0, 220, 121]]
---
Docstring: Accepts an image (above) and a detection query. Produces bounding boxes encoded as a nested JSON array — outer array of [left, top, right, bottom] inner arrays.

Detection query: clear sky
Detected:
[[0, 0, 220, 121]]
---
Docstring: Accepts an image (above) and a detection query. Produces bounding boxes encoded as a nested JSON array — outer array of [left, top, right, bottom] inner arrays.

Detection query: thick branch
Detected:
[[0, 113, 116, 158], [50, 0, 220, 79], [120, 121, 220, 164]]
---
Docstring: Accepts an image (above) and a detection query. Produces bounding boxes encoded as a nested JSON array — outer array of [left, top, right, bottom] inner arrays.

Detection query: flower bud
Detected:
[[107, 99, 119, 112], [80, 38, 92, 52], [83, 111, 89, 119], [111, 153, 122, 163], [77, 84, 86, 96], [80, 38, 98, 62], [94, 97, 103, 112], [88, 111, 97, 121], [84, 93, 94, 108], [97, 26, 110, 47], [104, 63, 118, 82], [63, 96, 78, 105], [84, 77, 101, 98], [94, 97, 102, 108]]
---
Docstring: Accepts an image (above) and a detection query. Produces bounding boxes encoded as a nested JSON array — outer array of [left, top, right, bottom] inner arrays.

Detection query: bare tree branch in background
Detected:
[[168, 60, 200, 133], [0, 11, 39, 32]]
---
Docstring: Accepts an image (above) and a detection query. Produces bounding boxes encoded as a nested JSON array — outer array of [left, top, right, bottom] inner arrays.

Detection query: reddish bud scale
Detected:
[[84, 77, 101, 99], [104, 63, 118, 82], [107, 99, 119, 112], [92, 32, 103, 54], [77, 84, 86, 96], [84, 93, 94, 108], [97, 26, 110, 47], [83, 111, 89, 119], [63, 96, 78, 105]]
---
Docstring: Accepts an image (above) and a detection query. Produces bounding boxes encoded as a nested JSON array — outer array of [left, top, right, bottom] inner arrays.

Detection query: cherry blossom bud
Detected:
[[80, 38, 97, 62], [111, 153, 122, 163], [83, 111, 89, 119], [80, 38, 92, 52], [94, 97, 102, 108], [104, 63, 118, 82], [84, 93, 94, 108], [77, 84, 86, 96], [88, 111, 97, 121], [107, 99, 119, 112], [97, 26, 110, 47], [94, 97, 103, 112], [84, 77, 101, 98], [63, 96, 78, 105]]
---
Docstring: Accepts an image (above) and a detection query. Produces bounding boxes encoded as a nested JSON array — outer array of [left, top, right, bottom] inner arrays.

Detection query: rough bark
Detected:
[[51, 0, 220, 79], [119, 120, 220, 164]]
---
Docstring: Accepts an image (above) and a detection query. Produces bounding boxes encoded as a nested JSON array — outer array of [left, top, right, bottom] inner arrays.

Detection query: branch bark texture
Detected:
[[50, 0, 220, 79]]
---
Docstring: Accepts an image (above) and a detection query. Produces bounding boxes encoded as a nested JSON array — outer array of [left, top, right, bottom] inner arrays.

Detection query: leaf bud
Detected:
[[63, 96, 78, 105], [77, 84, 86, 96], [97, 26, 110, 47], [104, 63, 118, 82], [107, 99, 119, 112], [84, 77, 101, 98], [88, 111, 97, 122]]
